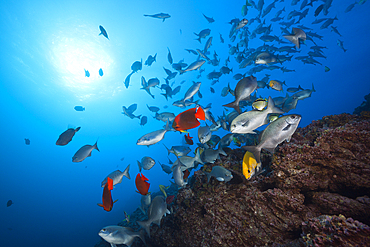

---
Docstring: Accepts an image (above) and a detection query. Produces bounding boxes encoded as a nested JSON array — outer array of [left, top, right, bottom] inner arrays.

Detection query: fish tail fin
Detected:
[[311, 83, 316, 92], [137, 220, 151, 238], [218, 145, 227, 156], [242, 145, 262, 164], [204, 171, 211, 183], [137, 160, 142, 173], [94, 140, 100, 152], [163, 144, 171, 155], [223, 100, 241, 114], [267, 96, 284, 114], [283, 35, 299, 48], [123, 164, 131, 180], [154, 53, 157, 61], [298, 85, 303, 90], [107, 177, 114, 191], [194, 148, 204, 165]]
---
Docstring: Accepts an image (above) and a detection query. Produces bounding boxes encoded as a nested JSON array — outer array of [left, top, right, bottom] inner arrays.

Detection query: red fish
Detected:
[[184, 133, 194, 145], [172, 106, 205, 132], [183, 169, 190, 180], [166, 195, 175, 204], [98, 177, 117, 212], [135, 173, 150, 195]]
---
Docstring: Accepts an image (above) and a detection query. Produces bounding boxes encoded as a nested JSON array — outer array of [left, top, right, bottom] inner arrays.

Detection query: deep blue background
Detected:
[[1, 0, 369, 246]]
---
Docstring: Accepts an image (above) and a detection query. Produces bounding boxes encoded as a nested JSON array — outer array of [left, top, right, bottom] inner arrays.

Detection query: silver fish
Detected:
[[182, 81, 201, 102], [72, 141, 99, 162], [137, 196, 170, 238], [198, 125, 212, 144], [144, 13, 171, 22], [173, 161, 187, 188], [230, 97, 284, 134], [101, 165, 130, 188], [223, 76, 258, 114], [98, 225, 145, 247], [201, 145, 227, 164], [180, 60, 206, 74], [242, 114, 301, 163], [136, 123, 170, 146], [158, 161, 172, 174], [283, 27, 306, 48], [137, 157, 155, 172], [206, 166, 233, 182], [140, 193, 152, 215], [163, 144, 191, 156]]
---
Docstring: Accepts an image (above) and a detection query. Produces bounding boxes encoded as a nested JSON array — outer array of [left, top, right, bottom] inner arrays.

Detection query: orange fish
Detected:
[[172, 106, 205, 132], [135, 173, 150, 195], [98, 177, 117, 212], [184, 133, 194, 145]]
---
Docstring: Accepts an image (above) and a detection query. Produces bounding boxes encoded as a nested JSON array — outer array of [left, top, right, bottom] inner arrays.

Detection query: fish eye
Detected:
[[101, 229, 106, 232]]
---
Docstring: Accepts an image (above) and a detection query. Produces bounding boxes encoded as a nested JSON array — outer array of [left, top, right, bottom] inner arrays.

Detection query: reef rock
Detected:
[[95, 113, 370, 247]]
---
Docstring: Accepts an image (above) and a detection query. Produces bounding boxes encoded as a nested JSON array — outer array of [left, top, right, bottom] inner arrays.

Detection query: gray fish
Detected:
[[223, 75, 258, 114], [140, 76, 155, 99], [98, 225, 145, 247], [131, 59, 142, 73], [158, 161, 172, 174], [147, 105, 160, 112], [230, 97, 284, 134], [124, 72, 134, 88], [292, 83, 316, 100], [163, 144, 191, 156], [72, 141, 99, 162], [283, 27, 306, 48], [203, 13, 215, 23], [137, 156, 155, 172], [255, 52, 279, 65], [194, 28, 211, 43], [99, 25, 109, 40], [74, 106, 85, 111], [144, 13, 171, 22], [140, 116, 148, 126], [337, 39, 347, 52], [282, 96, 299, 113], [242, 114, 301, 163], [136, 123, 170, 146], [167, 47, 173, 64], [7, 200, 13, 207], [154, 112, 175, 123], [172, 149, 203, 171], [101, 165, 131, 188], [205, 166, 233, 182], [180, 60, 206, 74], [182, 81, 201, 103], [137, 196, 170, 238], [140, 193, 152, 215], [185, 49, 198, 55], [287, 85, 303, 93], [173, 161, 187, 188], [198, 125, 212, 144], [56, 127, 81, 146], [201, 145, 227, 164], [145, 54, 157, 66], [203, 36, 213, 54], [122, 104, 141, 119]]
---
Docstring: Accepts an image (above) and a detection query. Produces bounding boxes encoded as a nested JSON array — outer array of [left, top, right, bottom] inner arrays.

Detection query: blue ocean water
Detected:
[[1, 0, 369, 246]]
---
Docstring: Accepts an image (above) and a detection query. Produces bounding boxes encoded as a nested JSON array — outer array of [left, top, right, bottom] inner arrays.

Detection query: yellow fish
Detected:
[[159, 185, 169, 198], [242, 151, 259, 180], [252, 98, 268, 111]]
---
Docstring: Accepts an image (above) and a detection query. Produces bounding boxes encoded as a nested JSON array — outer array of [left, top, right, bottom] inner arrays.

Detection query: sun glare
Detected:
[[49, 24, 114, 100]]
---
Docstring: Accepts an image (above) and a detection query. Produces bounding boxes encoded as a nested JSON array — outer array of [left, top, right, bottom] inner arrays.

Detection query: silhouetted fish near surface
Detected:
[[99, 25, 109, 40], [144, 13, 171, 22], [203, 13, 215, 23], [140, 116, 148, 126], [145, 54, 157, 66], [99, 68, 103, 77], [7, 200, 13, 207], [84, 69, 90, 77], [24, 138, 30, 145], [74, 106, 85, 111], [131, 59, 142, 73], [56, 127, 81, 146]]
